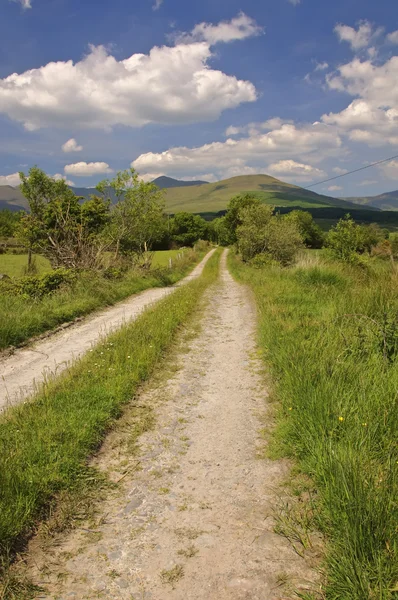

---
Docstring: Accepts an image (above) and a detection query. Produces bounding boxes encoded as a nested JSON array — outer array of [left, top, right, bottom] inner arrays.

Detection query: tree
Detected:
[[236, 206, 303, 265], [0, 210, 21, 239], [285, 210, 324, 249], [98, 169, 165, 263], [209, 216, 230, 246], [19, 167, 110, 269], [170, 212, 208, 247], [327, 215, 367, 262], [224, 193, 261, 244]]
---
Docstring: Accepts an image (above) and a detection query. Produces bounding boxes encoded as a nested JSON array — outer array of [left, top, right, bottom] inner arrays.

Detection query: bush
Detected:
[[4, 269, 77, 299]]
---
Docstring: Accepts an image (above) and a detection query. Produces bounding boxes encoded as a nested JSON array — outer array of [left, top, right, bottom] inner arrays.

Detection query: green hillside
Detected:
[[342, 190, 398, 211], [163, 174, 367, 214]]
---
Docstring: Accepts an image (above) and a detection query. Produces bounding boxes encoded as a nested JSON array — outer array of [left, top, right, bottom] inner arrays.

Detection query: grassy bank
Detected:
[[0, 249, 221, 585], [229, 252, 398, 599], [0, 249, 206, 350]]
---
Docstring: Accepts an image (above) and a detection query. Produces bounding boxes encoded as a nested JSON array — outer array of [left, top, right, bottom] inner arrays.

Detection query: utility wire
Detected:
[[304, 153, 398, 189]]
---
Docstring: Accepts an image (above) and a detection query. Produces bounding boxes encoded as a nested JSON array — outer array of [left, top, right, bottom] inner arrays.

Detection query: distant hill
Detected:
[[162, 174, 371, 214], [0, 174, 378, 215], [152, 176, 208, 189], [341, 190, 398, 211], [0, 186, 28, 211]]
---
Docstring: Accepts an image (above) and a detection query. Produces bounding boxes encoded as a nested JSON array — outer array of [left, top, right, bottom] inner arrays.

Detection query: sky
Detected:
[[0, 0, 397, 198]]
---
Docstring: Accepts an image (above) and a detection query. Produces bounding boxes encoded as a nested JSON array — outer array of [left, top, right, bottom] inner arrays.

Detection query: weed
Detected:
[[177, 545, 198, 558], [160, 564, 184, 587]]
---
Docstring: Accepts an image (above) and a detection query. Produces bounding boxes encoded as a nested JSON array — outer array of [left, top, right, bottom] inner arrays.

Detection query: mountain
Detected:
[[161, 174, 371, 214], [0, 186, 28, 211], [0, 174, 377, 215], [152, 176, 208, 189], [341, 190, 398, 211]]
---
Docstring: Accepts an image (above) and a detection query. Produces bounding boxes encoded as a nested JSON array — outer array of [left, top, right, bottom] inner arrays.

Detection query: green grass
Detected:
[[0, 249, 206, 350], [229, 252, 398, 599], [152, 249, 181, 267], [0, 249, 221, 581], [0, 254, 51, 277]]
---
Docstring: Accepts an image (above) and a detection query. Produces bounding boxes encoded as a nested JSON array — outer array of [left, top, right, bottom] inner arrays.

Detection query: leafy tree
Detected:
[[0, 210, 21, 238], [98, 169, 165, 263], [224, 193, 261, 244], [19, 167, 110, 269], [209, 216, 231, 246], [285, 210, 324, 249], [327, 215, 368, 262], [170, 212, 208, 247], [236, 205, 303, 265]]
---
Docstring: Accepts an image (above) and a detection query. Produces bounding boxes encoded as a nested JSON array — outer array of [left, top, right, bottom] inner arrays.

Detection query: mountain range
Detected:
[[0, 174, 390, 215]]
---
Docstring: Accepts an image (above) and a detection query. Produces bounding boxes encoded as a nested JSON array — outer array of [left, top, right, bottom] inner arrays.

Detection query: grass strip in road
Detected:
[[229, 252, 398, 600], [0, 249, 221, 580], [0, 248, 205, 351]]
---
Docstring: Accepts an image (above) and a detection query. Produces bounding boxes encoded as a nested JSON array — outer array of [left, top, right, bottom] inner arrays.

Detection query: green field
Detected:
[[0, 251, 187, 278]]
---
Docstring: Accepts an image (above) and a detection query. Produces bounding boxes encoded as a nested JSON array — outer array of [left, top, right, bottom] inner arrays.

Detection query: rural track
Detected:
[[0, 250, 215, 412], [27, 249, 318, 599]]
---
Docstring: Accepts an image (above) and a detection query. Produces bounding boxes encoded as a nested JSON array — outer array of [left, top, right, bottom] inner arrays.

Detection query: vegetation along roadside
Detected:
[[229, 249, 398, 599], [0, 248, 221, 595]]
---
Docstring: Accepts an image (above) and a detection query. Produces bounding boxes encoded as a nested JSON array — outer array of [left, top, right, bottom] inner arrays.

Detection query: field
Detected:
[[230, 251, 398, 599]]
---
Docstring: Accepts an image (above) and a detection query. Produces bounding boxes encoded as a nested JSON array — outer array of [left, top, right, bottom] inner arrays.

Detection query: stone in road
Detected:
[[28, 250, 317, 599], [0, 250, 214, 412]]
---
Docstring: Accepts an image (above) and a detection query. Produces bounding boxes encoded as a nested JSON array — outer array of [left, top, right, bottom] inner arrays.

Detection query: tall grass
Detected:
[[0, 249, 221, 574], [0, 249, 205, 350], [229, 252, 398, 599]]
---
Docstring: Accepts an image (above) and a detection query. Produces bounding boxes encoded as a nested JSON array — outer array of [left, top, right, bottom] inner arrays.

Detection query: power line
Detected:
[[304, 153, 398, 189]]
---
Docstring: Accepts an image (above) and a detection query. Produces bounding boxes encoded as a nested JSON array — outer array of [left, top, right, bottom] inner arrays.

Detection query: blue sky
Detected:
[[0, 0, 397, 197]]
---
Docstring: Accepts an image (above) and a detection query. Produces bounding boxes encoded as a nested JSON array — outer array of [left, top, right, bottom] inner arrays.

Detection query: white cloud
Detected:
[[52, 173, 75, 186], [359, 179, 378, 186], [132, 121, 341, 181], [387, 30, 398, 45], [0, 40, 256, 130], [334, 20, 383, 51], [174, 12, 263, 45], [288, 0, 301, 5], [379, 160, 398, 180], [11, 0, 31, 9], [138, 172, 165, 182], [267, 160, 326, 182], [64, 162, 113, 176], [328, 185, 343, 191], [332, 167, 348, 175], [62, 138, 83, 153], [225, 125, 243, 136], [323, 56, 398, 146], [152, 0, 163, 10], [314, 61, 329, 71], [0, 172, 21, 186]]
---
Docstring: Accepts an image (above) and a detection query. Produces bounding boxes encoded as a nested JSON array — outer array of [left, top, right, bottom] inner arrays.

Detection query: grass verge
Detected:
[[229, 251, 398, 600], [0, 248, 206, 351], [0, 248, 221, 593]]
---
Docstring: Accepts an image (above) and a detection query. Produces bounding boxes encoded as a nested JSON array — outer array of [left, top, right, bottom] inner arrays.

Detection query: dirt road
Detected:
[[28, 250, 317, 599], [0, 250, 214, 412]]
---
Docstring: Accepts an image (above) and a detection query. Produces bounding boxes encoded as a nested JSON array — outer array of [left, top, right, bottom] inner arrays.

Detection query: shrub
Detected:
[[5, 269, 77, 299]]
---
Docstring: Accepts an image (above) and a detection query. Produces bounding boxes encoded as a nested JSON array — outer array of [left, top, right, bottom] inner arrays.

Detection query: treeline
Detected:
[[215, 192, 398, 266], [0, 167, 216, 272]]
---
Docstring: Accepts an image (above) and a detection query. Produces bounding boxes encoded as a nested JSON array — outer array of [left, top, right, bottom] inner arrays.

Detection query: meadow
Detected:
[[0, 249, 204, 350], [230, 251, 398, 599], [0, 249, 221, 597]]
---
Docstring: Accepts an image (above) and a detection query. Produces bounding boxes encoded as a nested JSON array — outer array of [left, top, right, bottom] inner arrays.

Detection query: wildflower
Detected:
[[362, 422, 368, 427], [127, 355, 131, 359], [338, 416, 344, 422], [288, 407, 293, 411]]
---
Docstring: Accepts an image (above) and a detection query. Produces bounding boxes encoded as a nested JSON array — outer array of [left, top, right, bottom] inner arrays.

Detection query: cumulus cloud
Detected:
[[62, 138, 83, 153], [0, 41, 256, 130], [0, 172, 21, 186], [359, 179, 378, 186], [328, 185, 343, 191], [323, 56, 398, 145], [379, 160, 398, 180], [132, 121, 341, 182], [152, 0, 163, 10], [53, 173, 75, 186], [174, 12, 263, 45], [288, 0, 301, 5], [267, 160, 326, 182], [64, 162, 113, 176], [314, 61, 329, 71], [334, 20, 383, 51], [387, 30, 398, 45], [332, 167, 348, 175]]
